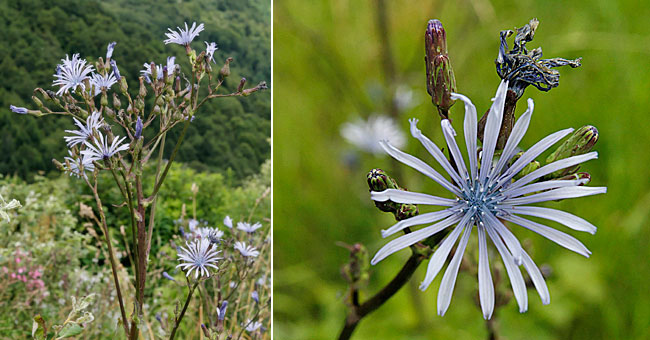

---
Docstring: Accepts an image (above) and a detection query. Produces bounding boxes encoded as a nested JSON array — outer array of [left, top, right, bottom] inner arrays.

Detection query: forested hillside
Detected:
[[0, 0, 270, 180]]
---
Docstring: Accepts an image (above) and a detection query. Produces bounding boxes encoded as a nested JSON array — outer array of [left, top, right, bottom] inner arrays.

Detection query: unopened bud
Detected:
[[545, 125, 598, 178], [135, 116, 143, 139], [220, 57, 233, 78], [139, 77, 147, 98], [367, 168, 419, 221], [119, 77, 128, 93], [175, 76, 181, 93], [101, 92, 108, 107], [113, 93, 121, 110], [32, 96, 43, 109], [201, 324, 211, 337], [238, 78, 246, 93], [52, 159, 64, 171], [150, 62, 157, 80], [340, 243, 369, 287], [425, 19, 456, 117], [367, 168, 398, 192]]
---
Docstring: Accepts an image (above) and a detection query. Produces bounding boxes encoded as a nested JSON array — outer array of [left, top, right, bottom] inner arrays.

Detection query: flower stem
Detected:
[[169, 281, 199, 340], [337, 252, 425, 340]]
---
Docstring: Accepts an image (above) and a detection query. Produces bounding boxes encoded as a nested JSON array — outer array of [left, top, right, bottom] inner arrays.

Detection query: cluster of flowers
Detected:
[[1, 249, 48, 300], [168, 213, 267, 337], [9, 22, 221, 180]]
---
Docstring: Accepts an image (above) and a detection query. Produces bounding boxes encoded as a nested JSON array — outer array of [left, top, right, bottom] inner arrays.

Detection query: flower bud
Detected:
[[220, 57, 233, 78], [31, 96, 43, 109], [135, 116, 143, 139], [238, 78, 246, 93], [425, 19, 456, 117], [201, 324, 211, 338], [367, 168, 419, 221], [139, 77, 147, 98], [113, 93, 121, 110], [545, 125, 598, 178], [119, 77, 128, 93], [340, 243, 369, 288]]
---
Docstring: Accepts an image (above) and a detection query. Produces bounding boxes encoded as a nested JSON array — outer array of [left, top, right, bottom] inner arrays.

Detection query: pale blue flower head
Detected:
[[237, 221, 262, 234], [223, 215, 233, 228], [176, 238, 221, 279], [244, 320, 262, 333], [204, 41, 218, 63], [81, 131, 129, 160], [371, 80, 606, 320], [234, 241, 259, 257], [89, 72, 117, 96], [341, 114, 406, 155], [63, 150, 97, 178], [164, 22, 204, 46], [251, 290, 259, 303], [106, 41, 116, 60], [10, 105, 28, 114], [64, 111, 104, 147], [141, 57, 178, 82], [52, 54, 94, 96]]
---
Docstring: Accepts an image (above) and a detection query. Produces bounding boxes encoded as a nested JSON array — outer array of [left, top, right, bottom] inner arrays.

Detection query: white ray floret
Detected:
[[370, 80, 606, 319], [164, 22, 204, 45], [176, 238, 221, 279], [234, 241, 260, 257], [64, 111, 104, 147], [53, 54, 94, 96]]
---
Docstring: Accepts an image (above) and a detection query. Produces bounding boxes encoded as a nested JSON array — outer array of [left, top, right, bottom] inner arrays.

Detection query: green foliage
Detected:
[[0, 0, 270, 180], [0, 159, 270, 338], [274, 1, 650, 339]]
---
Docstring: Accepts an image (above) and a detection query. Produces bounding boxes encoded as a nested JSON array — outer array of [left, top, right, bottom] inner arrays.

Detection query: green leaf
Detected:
[[55, 322, 83, 339], [32, 314, 47, 340]]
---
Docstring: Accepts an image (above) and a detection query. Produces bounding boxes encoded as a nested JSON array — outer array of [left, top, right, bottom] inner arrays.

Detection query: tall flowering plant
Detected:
[[338, 19, 605, 339], [12, 21, 267, 339]]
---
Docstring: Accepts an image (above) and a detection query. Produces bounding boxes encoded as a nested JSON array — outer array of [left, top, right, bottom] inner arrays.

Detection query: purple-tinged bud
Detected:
[[217, 301, 228, 321], [238, 78, 246, 93], [162, 272, 176, 282], [201, 324, 211, 337], [175, 76, 181, 93], [425, 19, 456, 118], [251, 291, 259, 304], [10, 105, 28, 114], [367, 168, 396, 192], [179, 227, 186, 239], [155, 312, 162, 324], [135, 116, 143, 139], [150, 62, 157, 81], [106, 41, 117, 60], [546, 125, 599, 178]]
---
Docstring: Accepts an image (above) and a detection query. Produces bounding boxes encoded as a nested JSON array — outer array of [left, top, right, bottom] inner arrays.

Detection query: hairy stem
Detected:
[[85, 176, 129, 337], [338, 252, 425, 340], [169, 281, 199, 340]]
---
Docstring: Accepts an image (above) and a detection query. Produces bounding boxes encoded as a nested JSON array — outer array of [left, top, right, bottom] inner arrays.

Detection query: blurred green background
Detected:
[[274, 0, 650, 339]]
